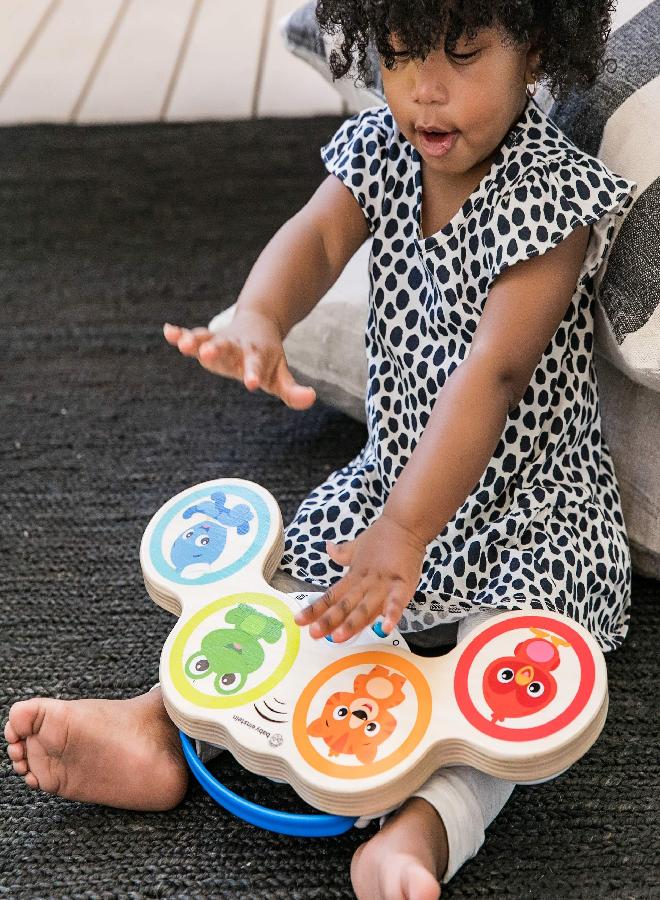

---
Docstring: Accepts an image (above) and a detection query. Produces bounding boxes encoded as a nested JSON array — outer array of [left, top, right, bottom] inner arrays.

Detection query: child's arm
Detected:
[[164, 175, 369, 409], [295, 224, 591, 640]]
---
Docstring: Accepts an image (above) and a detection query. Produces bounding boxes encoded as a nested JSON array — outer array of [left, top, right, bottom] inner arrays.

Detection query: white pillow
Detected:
[[532, 0, 660, 390], [595, 353, 660, 580]]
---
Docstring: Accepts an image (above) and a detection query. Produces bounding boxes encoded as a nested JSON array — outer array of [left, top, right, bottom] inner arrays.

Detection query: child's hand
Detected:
[[163, 314, 316, 410], [294, 514, 426, 642]]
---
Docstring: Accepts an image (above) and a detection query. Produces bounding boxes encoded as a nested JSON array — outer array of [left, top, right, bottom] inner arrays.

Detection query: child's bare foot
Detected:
[[4, 688, 188, 811], [351, 797, 448, 899]]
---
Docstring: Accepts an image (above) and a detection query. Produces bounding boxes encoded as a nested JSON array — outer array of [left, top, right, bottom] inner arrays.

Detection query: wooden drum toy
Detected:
[[141, 479, 608, 820]]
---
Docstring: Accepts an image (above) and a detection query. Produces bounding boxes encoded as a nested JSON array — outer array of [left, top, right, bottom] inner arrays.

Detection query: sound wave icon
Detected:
[[253, 696, 289, 724]]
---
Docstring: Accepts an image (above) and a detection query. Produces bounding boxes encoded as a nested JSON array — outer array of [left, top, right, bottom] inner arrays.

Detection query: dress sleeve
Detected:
[[486, 153, 637, 286], [321, 105, 393, 234]]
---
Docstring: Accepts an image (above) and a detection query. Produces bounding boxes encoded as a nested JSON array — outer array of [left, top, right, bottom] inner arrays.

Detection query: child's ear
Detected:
[[524, 34, 543, 79], [524, 58, 542, 90]]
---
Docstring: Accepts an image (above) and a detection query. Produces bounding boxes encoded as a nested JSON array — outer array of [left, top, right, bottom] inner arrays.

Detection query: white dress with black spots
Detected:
[[280, 97, 637, 652]]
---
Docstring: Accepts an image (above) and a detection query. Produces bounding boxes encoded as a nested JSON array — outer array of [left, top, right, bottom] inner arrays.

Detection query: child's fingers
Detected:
[[274, 358, 316, 409], [242, 350, 263, 391], [294, 592, 332, 627], [181, 327, 213, 355], [326, 539, 353, 567], [163, 323, 182, 345], [382, 593, 407, 634], [309, 587, 364, 640], [163, 323, 197, 352], [330, 590, 386, 641], [165, 325, 214, 358], [295, 581, 381, 642], [197, 334, 244, 377]]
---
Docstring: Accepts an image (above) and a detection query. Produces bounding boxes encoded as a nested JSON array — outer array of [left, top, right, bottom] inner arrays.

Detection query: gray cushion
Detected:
[[594, 353, 660, 579]]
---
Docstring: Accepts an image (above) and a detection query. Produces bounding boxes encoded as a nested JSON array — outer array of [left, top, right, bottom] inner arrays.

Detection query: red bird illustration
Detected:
[[482, 628, 570, 722]]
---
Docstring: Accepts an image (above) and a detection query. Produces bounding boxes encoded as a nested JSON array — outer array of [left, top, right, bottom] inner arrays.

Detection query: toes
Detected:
[[351, 837, 441, 900], [8, 699, 42, 740], [401, 863, 440, 900], [7, 740, 25, 762], [24, 771, 39, 789], [12, 759, 29, 777], [4, 718, 19, 744]]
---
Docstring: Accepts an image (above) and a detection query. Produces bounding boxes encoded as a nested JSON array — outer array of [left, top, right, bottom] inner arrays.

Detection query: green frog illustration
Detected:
[[185, 603, 285, 695]]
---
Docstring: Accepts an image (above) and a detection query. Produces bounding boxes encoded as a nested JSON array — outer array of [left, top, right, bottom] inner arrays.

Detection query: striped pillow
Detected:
[[279, 2, 383, 109], [535, 0, 660, 391], [280, 0, 660, 390]]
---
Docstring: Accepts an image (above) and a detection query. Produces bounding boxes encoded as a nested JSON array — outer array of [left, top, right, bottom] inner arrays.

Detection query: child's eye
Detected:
[[449, 50, 480, 63], [391, 48, 480, 66]]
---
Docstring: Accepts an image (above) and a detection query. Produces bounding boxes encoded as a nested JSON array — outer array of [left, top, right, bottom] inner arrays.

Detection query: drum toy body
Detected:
[[141, 479, 608, 818]]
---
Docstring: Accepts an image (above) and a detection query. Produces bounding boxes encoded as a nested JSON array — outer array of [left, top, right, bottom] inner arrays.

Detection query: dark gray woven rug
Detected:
[[1, 118, 658, 899]]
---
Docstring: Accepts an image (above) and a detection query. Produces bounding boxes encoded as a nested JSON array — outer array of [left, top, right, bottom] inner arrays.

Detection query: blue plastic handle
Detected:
[[180, 731, 358, 837]]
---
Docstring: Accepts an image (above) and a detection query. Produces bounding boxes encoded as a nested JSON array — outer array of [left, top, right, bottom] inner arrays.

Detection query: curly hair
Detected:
[[315, 0, 617, 101]]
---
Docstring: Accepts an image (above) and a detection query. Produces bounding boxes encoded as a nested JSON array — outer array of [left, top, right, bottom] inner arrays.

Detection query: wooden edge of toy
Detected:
[[162, 691, 442, 817], [163, 690, 608, 817], [161, 647, 608, 817]]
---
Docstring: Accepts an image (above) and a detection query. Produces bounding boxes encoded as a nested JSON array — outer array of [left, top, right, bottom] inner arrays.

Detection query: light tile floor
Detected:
[[0, 0, 345, 124]]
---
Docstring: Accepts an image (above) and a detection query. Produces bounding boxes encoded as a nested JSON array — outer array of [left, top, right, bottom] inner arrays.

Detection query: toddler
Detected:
[[6, 1, 637, 896]]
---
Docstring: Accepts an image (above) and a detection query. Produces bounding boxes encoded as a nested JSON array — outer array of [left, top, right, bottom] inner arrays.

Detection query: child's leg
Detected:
[[4, 686, 188, 811], [407, 610, 516, 882], [350, 767, 514, 899], [351, 609, 515, 898], [271, 571, 514, 889], [408, 766, 515, 882]]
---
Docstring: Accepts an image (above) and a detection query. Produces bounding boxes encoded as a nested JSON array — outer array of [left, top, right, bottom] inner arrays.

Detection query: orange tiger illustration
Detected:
[[307, 665, 407, 765]]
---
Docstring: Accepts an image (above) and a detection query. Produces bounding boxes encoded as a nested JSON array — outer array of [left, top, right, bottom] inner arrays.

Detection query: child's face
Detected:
[[380, 25, 538, 181]]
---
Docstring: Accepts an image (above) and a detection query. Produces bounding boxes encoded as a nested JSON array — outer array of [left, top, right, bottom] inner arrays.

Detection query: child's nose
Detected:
[[411, 56, 450, 105]]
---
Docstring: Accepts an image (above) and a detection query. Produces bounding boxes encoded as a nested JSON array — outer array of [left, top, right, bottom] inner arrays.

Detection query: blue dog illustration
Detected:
[[170, 491, 253, 577]]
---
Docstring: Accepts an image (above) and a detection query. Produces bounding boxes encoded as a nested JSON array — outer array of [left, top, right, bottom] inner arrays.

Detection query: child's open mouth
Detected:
[[416, 128, 459, 158]]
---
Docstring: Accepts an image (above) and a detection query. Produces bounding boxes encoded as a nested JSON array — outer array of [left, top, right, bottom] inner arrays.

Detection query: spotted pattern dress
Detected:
[[279, 98, 637, 651]]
